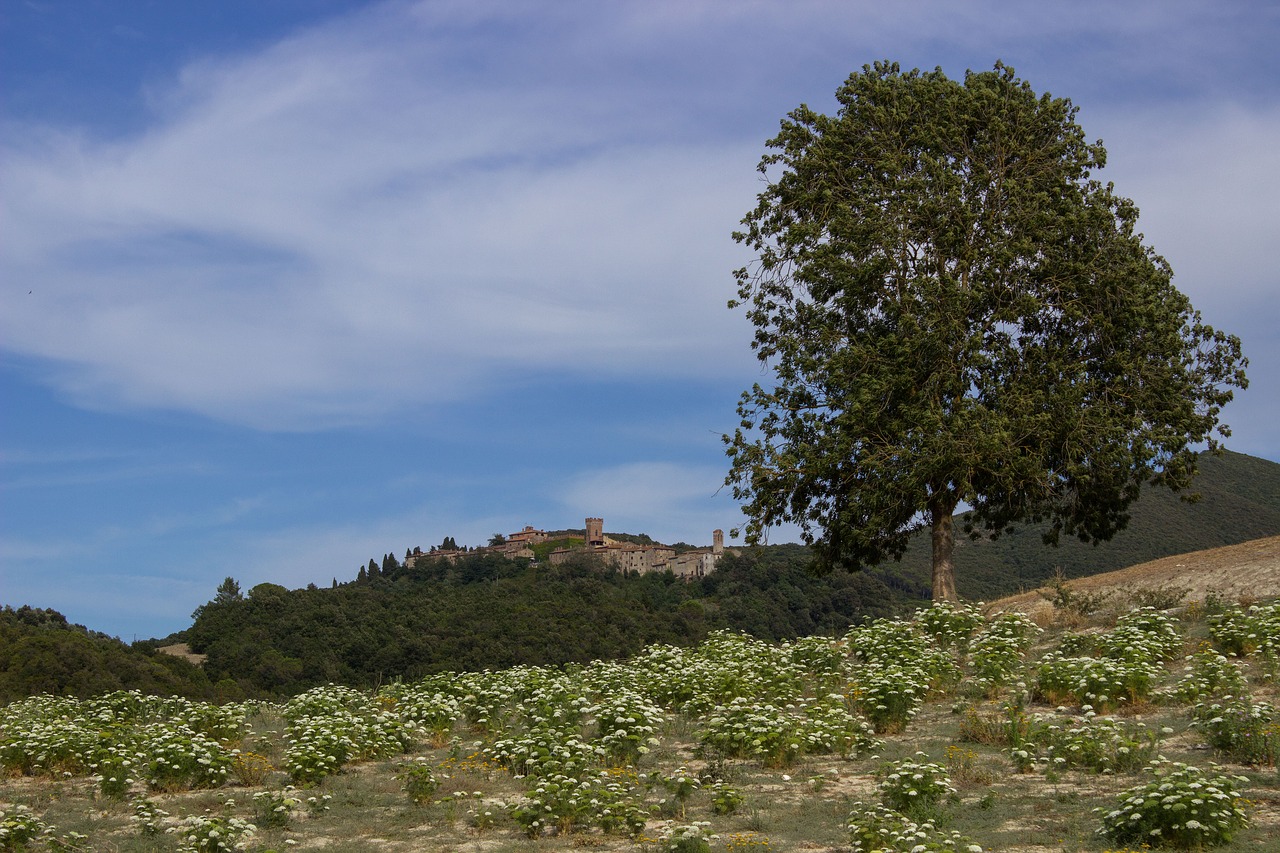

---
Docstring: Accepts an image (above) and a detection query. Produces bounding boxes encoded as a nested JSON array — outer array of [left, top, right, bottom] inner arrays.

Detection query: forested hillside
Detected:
[[180, 547, 905, 699], [880, 449, 1280, 600], [0, 606, 211, 703], [4, 450, 1275, 704]]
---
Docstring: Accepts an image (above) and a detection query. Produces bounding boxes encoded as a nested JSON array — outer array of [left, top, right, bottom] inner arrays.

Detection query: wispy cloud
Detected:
[[2, 0, 1275, 444]]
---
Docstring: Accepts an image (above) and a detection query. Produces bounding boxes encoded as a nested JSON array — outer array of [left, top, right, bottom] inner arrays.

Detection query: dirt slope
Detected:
[[989, 534, 1280, 617]]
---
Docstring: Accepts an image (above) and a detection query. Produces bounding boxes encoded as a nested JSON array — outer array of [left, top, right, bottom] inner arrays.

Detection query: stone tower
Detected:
[[713, 529, 724, 554], [586, 517, 604, 546]]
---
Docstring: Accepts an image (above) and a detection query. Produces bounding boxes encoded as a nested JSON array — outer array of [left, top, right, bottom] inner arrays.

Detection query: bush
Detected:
[[173, 813, 257, 853], [1021, 714, 1159, 774], [914, 601, 984, 649], [251, 787, 301, 827], [878, 753, 956, 814], [1191, 697, 1280, 767], [0, 806, 48, 850], [398, 758, 441, 805], [1170, 646, 1248, 703], [1096, 761, 1249, 849], [1034, 654, 1158, 712], [846, 801, 982, 852]]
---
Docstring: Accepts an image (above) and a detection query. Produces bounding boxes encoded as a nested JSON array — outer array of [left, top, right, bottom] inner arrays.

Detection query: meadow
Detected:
[[2, 586, 1278, 852]]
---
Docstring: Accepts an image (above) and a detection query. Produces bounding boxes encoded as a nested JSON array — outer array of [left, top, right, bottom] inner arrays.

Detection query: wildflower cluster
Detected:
[[509, 768, 647, 837], [1015, 713, 1159, 774], [1191, 696, 1279, 766], [1208, 603, 1280, 657], [1170, 645, 1248, 703], [698, 694, 876, 766], [0, 691, 244, 801], [397, 757, 441, 804], [250, 787, 302, 827], [967, 613, 1039, 694], [645, 820, 717, 853], [1098, 608, 1183, 664], [847, 801, 982, 852], [0, 805, 49, 849], [130, 798, 170, 835], [878, 753, 957, 813], [378, 679, 463, 746], [589, 689, 666, 766], [845, 619, 957, 732], [172, 812, 257, 853], [1096, 760, 1249, 848], [913, 601, 985, 650], [1034, 653, 1158, 712], [707, 780, 744, 815], [138, 722, 234, 791], [282, 685, 418, 783]]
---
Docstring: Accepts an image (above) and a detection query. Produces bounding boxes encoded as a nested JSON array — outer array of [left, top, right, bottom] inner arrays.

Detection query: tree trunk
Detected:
[[930, 499, 958, 601]]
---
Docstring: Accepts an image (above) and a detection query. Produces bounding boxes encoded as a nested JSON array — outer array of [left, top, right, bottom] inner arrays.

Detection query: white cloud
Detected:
[[2, 0, 1275, 439], [0, 1, 761, 428]]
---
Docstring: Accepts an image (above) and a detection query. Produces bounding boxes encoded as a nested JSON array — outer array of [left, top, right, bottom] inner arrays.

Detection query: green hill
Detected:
[[178, 548, 904, 699], [0, 606, 212, 703], [869, 449, 1280, 600], [4, 449, 1276, 704]]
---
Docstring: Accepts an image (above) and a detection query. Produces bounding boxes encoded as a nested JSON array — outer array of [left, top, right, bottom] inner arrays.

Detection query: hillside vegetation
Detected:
[[880, 449, 1280, 600], [2, 577, 1277, 851], [2, 450, 1276, 704], [0, 607, 212, 705]]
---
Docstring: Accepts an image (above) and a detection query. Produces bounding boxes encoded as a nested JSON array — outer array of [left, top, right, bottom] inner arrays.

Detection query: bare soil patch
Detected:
[[157, 642, 207, 666], [989, 534, 1280, 619]]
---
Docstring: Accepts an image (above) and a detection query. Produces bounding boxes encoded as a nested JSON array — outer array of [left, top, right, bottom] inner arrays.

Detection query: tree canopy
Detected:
[[724, 61, 1248, 600]]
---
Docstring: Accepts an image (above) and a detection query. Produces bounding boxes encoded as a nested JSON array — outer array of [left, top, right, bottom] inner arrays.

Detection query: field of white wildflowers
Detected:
[[2, 595, 1278, 852]]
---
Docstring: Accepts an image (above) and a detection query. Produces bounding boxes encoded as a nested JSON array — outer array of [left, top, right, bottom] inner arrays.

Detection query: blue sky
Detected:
[[3, 1, 1277, 640]]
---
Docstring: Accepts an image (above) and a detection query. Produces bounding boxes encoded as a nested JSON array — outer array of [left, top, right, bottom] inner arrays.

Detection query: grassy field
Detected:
[[2, 570, 1279, 851]]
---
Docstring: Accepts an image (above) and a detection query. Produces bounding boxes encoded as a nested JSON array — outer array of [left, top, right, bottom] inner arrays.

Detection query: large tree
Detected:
[[724, 61, 1248, 600]]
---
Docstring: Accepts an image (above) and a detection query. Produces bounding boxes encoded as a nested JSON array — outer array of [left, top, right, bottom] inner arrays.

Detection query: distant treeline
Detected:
[[180, 546, 906, 699], [2, 449, 1275, 705]]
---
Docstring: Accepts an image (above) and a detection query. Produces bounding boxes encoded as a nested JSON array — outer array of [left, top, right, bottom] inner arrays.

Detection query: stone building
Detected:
[[547, 518, 725, 578], [408, 518, 727, 577]]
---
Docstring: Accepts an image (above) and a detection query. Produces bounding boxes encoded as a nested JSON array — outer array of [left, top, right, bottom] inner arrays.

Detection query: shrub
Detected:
[[1120, 582, 1191, 611], [1191, 697, 1279, 767], [173, 813, 257, 853], [651, 821, 717, 852], [590, 690, 665, 766], [1096, 761, 1249, 849], [878, 753, 956, 814], [846, 801, 982, 852], [1170, 646, 1248, 703], [398, 758, 441, 804], [1034, 654, 1158, 712], [708, 780, 744, 815], [130, 799, 169, 835], [509, 768, 646, 837], [1022, 714, 1159, 774], [1099, 608, 1183, 664], [1039, 573, 1111, 618], [1208, 606, 1262, 656], [0, 806, 48, 851], [849, 664, 930, 734], [251, 787, 301, 827], [697, 698, 802, 767], [914, 601, 984, 649], [229, 750, 272, 786]]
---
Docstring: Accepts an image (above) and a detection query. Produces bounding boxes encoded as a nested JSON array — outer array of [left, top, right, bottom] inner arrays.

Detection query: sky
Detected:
[[2, 1, 1277, 641]]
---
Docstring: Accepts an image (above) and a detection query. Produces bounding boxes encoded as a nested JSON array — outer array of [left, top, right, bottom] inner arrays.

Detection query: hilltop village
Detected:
[[409, 517, 726, 579]]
